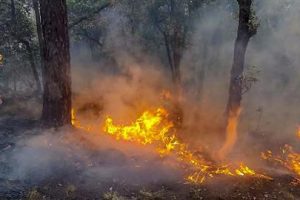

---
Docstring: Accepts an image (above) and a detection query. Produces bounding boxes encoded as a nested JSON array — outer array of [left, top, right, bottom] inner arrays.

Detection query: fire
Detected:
[[71, 109, 76, 126], [218, 109, 241, 160], [297, 126, 300, 139], [0, 53, 3, 64], [235, 163, 256, 176], [262, 145, 300, 177], [72, 106, 269, 184], [104, 108, 174, 149]]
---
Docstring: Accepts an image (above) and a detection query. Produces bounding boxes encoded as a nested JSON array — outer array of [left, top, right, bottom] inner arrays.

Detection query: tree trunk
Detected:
[[153, 1, 184, 90], [226, 0, 256, 119], [162, 31, 174, 78], [219, 0, 257, 159], [40, 0, 71, 127], [172, 25, 183, 88], [32, 0, 45, 86], [169, 1, 183, 89], [22, 40, 42, 94], [13, 72, 16, 92]]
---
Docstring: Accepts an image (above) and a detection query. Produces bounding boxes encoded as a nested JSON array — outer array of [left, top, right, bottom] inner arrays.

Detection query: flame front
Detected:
[[104, 108, 174, 149], [262, 145, 300, 178], [72, 107, 270, 184]]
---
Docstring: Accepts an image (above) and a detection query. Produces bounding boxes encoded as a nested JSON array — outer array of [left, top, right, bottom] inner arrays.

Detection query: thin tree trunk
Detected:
[[10, 0, 16, 22], [219, 0, 257, 159], [162, 31, 174, 78], [21, 40, 42, 94], [226, 0, 256, 119], [40, 0, 71, 127], [13, 70, 16, 92], [32, 0, 44, 87], [169, 0, 182, 88], [172, 28, 182, 88]]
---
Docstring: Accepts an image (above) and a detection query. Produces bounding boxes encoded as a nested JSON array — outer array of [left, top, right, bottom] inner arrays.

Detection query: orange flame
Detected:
[[218, 108, 241, 160], [72, 107, 269, 184], [297, 126, 300, 139], [0, 53, 3, 64], [262, 145, 300, 178]]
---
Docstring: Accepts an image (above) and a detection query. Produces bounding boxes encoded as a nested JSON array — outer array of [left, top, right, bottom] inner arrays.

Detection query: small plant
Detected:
[[138, 188, 167, 200], [27, 188, 43, 200], [103, 188, 127, 200], [65, 184, 76, 197]]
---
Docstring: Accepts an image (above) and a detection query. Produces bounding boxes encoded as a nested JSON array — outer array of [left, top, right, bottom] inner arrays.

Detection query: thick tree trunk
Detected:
[[40, 0, 71, 127], [226, 0, 256, 119]]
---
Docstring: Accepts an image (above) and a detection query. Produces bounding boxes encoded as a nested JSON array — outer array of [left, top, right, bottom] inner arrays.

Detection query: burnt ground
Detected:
[[0, 112, 300, 199]]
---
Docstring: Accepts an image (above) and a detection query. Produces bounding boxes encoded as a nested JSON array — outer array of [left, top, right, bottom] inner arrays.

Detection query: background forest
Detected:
[[0, 0, 300, 199], [1, 0, 299, 139]]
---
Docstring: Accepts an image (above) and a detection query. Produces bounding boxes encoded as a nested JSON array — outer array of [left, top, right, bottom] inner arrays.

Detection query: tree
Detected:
[[226, 0, 258, 118], [3, 0, 43, 94], [40, 0, 71, 127], [147, 0, 210, 93], [150, 0, 189, 88], [67, 0, 112, 60], [219, 0, 258, 158]]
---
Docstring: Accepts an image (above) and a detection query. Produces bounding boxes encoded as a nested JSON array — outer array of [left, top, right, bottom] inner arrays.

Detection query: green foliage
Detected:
[[0, 0, 39, 94]]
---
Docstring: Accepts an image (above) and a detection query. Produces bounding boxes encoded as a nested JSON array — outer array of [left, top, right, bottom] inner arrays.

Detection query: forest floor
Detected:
[[0, 100, 300, 200]]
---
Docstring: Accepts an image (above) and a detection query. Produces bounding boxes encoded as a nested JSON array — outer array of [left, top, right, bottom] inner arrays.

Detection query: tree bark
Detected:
[[226, 0, 256, 119], [40, 0, 71, 127]]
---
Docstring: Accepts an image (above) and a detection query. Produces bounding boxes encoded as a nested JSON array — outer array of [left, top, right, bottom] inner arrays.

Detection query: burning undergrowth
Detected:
[[0, 66, 299, 199], [5, 63, 299, 190], [69, 63, 300, 188], [71, 105, 272, 184]]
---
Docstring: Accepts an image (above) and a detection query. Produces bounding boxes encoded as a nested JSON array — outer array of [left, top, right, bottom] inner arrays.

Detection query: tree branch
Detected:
[[68, 2, 111, 29]]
